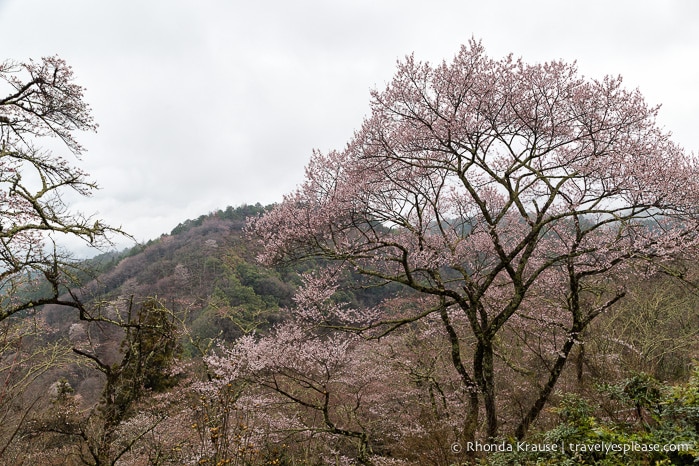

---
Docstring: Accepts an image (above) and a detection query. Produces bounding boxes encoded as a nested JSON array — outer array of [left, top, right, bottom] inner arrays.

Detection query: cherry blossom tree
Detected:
[[253, 40, 699, 440], [0, 56, 117, 321], [202, 301, 467, 465], [204, 325, 375, 464], [189, 274, 463, 464]]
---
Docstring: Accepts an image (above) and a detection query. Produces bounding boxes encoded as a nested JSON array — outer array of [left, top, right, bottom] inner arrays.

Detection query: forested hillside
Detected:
[[0, 205, 293, 462], [60, 204, 296, 343], [0, 204, 695, 465], [0, 205, 419, 464], [2, 44, 699, 465]]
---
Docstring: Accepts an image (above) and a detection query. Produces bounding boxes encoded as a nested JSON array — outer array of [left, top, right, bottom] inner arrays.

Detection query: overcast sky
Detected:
[[1, 1, 697, 255]]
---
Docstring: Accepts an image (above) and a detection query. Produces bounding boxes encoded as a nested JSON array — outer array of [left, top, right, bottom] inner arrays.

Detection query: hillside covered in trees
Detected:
[[0, 204, 695, 465], [2, 43, 699, 465]]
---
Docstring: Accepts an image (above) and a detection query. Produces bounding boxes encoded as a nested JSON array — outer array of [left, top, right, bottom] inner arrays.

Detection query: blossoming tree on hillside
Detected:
[[201, 277, 467, 464], [253, 40, 699, 440]]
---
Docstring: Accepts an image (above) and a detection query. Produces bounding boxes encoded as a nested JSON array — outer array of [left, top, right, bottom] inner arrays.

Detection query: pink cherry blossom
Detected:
[[252, 40, 699, 440]]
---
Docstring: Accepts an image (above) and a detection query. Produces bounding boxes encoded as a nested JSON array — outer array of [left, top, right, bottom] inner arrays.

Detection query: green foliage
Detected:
[[486, 367, 699, 465], [80, 298, 179, 464], [198, 251, 288, 340], [123, 297, 181, 392], [170, 203, 268, 236], [53, 377, 75, 402]]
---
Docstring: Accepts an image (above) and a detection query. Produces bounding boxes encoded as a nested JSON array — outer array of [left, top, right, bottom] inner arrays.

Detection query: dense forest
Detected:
[[2, 45, 699, 465]]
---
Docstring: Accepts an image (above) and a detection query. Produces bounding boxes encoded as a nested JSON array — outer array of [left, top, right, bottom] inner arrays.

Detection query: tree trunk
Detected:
[[474, 339, 498, 439], [515, 330, 578, 439], [439, 305, 480, 442], [483, 342, 498, 439]]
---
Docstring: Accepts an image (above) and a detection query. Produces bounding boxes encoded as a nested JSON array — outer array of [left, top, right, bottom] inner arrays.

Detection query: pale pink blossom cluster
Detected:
[[196, 301, 471, 462]]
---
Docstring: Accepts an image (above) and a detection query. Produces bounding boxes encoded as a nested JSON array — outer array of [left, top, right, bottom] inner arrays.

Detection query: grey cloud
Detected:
[[1, 0, 696, 256]]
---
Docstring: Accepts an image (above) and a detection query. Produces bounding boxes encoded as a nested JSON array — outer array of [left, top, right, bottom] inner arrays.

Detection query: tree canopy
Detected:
[[253, 40, 699, 440], [0, 56, 117, 321]]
